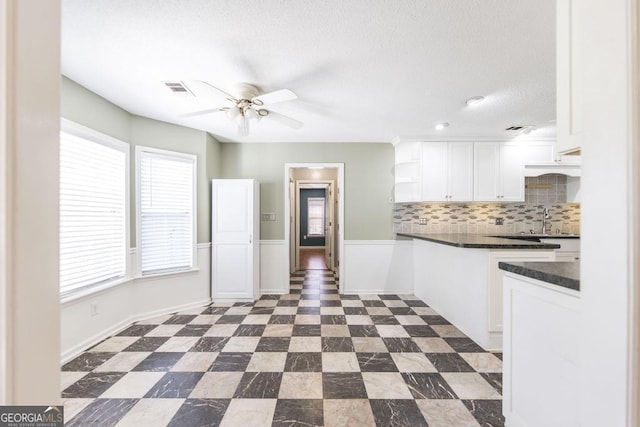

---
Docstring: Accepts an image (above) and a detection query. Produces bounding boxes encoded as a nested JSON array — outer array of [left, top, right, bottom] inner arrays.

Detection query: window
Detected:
[[137, 147, 196, 275], [59, 120, 129, 296], [307, 197, 325, 236]]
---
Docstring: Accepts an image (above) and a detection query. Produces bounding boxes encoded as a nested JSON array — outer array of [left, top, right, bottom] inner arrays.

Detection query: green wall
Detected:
[[220, 143, 396, 240], [61, 76, 221, 244]]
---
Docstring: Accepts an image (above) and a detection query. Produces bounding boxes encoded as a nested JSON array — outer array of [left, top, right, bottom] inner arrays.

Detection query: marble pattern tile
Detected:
[[170, 352, 218, 372], [114, 398, 184, 427], [288, 336, 321, 352], [61, 372, 88, 391], [208, 352, 252, 371], [323, 399, 376, 427], [322, 372, 367, 399], [426, 353, 476, 372], [382, 337, 423, 352], [156, 337, 200, 353], [462, 399, 505, 426], [122, 337, 169, 352], [233, 372, 283, 398], [412, 337, 456, 353], [459, 352, 503, 373], [357, 353, 399, 372], [100, 372, 164, 398], [131, 352, 183, 372], [117, 324, 157, 336], [415, 399, 481, 427], [190, 337, 230, 352], [189, 372, 243, 398], [246, 352, 288, 372], [62, 352, 116, 372], [66, 398, 138, 427], [351, 337, 389, 353], [320, 325, 350, 337], [61, 398, 94, 423], [369, 399, 429, 427], [402, 372, 458, 399], [144, 324, 184, 337], [321, 337, 354, 352], [285, 352, 323, 372], [321, 352, 360, 372], [390, 353, 437, 373], [94, 352, 151, 372], [62, 372, 127, 398], [440, 373, 502, 399], [362, 372, 413, 399], [262, 324, 294, 337], [220, 336, 260, 352], [272, 399, 323, 427], [219, 398, 277, 427], [256, 337, 291, 352], [167, 398, 230, 427], [87, 336, 138, 353], [445, 337, 487, 353], [144, 372, 204, 398], [348, 325, 380, 337]]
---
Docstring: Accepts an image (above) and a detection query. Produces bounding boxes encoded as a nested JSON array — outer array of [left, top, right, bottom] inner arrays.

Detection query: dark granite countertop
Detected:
[[498, 261, 580, 291], [397, 233, 561, 249]]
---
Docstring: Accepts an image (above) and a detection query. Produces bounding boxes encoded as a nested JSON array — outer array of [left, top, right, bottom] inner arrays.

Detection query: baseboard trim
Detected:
[[260, 289, 288, 295], [61, 297, 211, 364]]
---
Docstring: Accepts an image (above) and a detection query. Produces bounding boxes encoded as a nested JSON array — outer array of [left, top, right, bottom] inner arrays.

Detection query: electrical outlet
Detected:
[[90, 303, 98, 317], [261, 213, 276, 221], [419, 217, 428, 225], [495, 217, 504, 225]]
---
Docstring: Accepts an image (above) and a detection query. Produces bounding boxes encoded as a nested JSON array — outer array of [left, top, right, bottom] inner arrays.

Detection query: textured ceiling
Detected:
[[61, 0, 556, 143]]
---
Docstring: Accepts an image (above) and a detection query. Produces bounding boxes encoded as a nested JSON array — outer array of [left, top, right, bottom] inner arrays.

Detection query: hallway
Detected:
[[299, 249, 328, 270]]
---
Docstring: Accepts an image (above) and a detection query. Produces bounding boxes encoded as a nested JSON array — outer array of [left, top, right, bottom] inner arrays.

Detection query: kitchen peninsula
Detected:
[[398, 232, 562, 350]]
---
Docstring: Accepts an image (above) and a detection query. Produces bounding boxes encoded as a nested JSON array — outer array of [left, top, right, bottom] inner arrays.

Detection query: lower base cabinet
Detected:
[[502, 272, 580, 426]]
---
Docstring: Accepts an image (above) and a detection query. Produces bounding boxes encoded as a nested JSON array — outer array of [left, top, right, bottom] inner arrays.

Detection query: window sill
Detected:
[[60, 267, 201, 305], [61, 276, 133, 305], [135, 267, 201, 281]]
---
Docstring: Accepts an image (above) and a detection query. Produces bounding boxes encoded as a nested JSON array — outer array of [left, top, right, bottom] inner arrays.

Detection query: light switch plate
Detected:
[[261, 213, 276, 221]]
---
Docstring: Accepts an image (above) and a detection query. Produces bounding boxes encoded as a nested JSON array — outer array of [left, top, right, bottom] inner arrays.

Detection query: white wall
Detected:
[[580, 0, 637, 425], [61, 245, 211, 362], [0, 0, 61, 404]]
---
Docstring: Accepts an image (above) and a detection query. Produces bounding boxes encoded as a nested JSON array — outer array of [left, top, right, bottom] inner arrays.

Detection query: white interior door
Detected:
[[211, 179, 259, 300], [324, 183, 334, 271]]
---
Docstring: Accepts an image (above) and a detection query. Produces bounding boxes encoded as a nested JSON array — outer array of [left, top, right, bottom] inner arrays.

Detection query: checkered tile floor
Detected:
[[61, 270, 505, 426]]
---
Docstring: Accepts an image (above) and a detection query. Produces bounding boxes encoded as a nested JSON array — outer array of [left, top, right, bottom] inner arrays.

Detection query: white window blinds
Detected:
[[307, 197, 325, 236], [59, 124, 128, 296], [137, 148, 196, 275]]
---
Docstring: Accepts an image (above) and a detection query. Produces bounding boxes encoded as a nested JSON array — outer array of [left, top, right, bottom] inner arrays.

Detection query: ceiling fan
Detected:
[[181, 81, 303, 137]]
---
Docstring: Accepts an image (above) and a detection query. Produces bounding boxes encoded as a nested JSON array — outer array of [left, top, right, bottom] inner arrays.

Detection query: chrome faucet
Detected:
[[541, 207, 550, 234]]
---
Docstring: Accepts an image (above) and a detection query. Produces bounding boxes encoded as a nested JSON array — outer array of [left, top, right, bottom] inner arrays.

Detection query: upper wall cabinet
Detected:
[[393, 142, 422, 203], [474, 142, 555, 202], [421, 142, 473, 202], [474, 142, 524, 202], [556, 0, 583, 156]]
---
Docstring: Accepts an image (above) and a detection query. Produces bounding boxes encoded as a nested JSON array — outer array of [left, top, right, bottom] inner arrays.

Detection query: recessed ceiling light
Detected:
[[465, 96, 485, 106], [435, 122, 449, 130]]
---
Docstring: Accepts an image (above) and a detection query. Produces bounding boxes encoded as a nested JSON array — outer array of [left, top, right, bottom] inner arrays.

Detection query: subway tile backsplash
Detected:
[[394, 175, 581, 235]]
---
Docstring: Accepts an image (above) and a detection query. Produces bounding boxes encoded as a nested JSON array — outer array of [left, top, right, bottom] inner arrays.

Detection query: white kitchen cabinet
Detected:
[[211, 179, 260, 300], [503, 272, 580, 426], [556, 0, 583, 156], [393, 142, 422, 203], [541, 238, 581, 262], [474, 142, 524, 202], [421, 142, 473, 202]]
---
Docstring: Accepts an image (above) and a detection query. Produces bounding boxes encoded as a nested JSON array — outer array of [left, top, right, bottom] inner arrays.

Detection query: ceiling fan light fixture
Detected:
[[226, 107, 240, 120], [237, 116, 249, 137], [435, 122, 449, 130], [244, 107, 258, 120]]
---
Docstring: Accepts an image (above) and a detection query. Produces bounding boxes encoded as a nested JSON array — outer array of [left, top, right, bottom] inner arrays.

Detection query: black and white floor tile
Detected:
[[62, 270, 504, 426]]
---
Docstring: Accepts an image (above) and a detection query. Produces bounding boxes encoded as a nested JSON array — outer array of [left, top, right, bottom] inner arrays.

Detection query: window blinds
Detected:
[[138, 149, 195, 275], [307, 197, 325, 236], [59, 130, 128, 295]]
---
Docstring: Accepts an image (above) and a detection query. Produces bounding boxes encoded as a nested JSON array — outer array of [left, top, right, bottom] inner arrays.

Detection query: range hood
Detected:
[[524, 156, 581, 177]]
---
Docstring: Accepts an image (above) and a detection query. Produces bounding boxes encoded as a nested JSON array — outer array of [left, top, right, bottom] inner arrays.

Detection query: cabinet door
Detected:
[[473, 142, 500, 201], [421, 142, 448, 201], [499, 144, 525, 201], [447, 143, 474, 201], [556, 0, 583, 156]]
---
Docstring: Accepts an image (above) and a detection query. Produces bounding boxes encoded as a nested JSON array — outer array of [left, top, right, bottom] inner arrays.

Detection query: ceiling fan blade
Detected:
[[181, 108, 224, 118], [185, 80, 236, 101], [266, 111, 304, 130], [252, 89, 297, 105]]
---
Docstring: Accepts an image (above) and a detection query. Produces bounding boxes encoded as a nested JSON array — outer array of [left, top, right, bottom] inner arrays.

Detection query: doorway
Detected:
[[284, 164, 344, 289]]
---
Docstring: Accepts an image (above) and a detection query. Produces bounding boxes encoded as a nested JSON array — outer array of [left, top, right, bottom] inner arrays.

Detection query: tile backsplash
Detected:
[[394, 175, 581, 235]]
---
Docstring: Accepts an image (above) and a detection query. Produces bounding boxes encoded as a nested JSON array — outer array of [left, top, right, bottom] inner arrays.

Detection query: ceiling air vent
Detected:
[[506, 125, 536, 134], [163, 81, 194, 96]]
